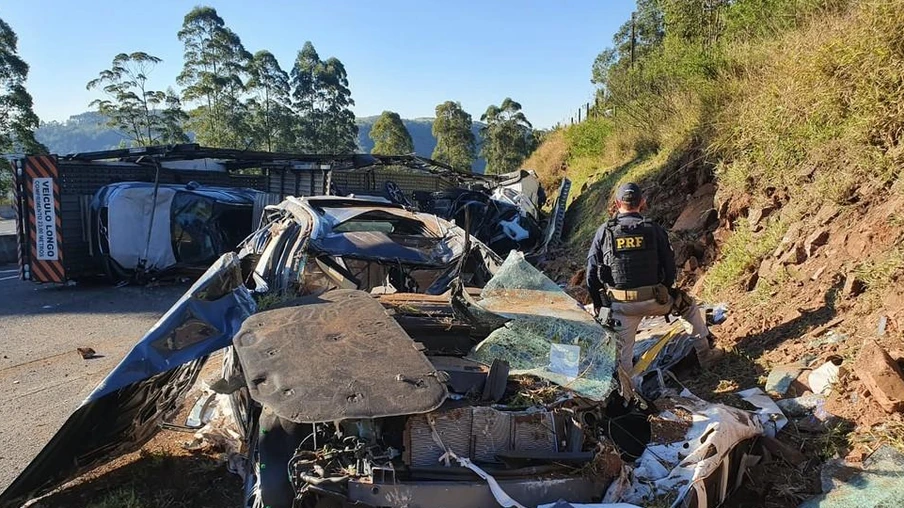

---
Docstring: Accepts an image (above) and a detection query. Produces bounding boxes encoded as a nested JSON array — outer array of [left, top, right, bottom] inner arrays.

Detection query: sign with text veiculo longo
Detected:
[[32, 177, 58, 261]]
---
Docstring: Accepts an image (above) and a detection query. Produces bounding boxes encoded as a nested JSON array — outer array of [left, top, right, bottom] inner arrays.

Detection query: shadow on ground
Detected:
[[36, 449, 242, 508]]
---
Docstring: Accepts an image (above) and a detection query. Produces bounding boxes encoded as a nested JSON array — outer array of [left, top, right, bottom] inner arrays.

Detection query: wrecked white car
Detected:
[[0, 204, 767, 508], [90, 181, 263, 282]]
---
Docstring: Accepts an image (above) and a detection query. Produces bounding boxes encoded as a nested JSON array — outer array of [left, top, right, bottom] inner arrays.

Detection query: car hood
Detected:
[[0, 254, 256, 507]]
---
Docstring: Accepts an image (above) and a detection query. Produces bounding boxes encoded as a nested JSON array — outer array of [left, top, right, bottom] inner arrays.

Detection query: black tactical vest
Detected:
[[603, 217, 661, 289]]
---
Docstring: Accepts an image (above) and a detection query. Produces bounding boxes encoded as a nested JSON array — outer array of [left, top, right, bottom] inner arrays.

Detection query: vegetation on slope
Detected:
[[531, 0, 904, 296], [530, 5, 904, 502]]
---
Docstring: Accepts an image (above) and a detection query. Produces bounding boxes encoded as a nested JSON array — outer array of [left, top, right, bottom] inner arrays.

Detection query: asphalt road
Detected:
[[0, 266, 188, 490]]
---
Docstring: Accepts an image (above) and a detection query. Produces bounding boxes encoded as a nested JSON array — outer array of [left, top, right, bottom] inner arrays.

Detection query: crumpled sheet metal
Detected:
[[87, 253, 256, 401], [468, 252, 618, 401], [800, 446, 904, 508], [605, 390, 764, 507]]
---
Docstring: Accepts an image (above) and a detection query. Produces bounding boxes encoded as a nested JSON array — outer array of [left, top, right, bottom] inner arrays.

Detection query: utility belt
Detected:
[[607, 284, 671, 304]]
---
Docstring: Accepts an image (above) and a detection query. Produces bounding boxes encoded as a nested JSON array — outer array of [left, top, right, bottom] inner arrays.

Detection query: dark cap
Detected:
[[616, 182, 643, 205]]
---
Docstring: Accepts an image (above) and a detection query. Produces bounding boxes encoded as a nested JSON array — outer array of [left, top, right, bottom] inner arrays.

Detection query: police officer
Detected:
[[586, 182, 717, 380]]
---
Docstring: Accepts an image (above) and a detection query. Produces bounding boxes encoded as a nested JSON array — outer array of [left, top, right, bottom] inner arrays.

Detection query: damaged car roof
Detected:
[[234, 290, 447, 422]]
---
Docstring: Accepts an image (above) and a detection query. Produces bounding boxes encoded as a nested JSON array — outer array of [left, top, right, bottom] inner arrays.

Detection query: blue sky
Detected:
[[3, 0, 634, 129]]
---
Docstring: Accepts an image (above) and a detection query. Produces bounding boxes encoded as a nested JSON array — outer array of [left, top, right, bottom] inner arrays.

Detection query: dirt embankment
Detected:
[[539, 151, 904, 506]]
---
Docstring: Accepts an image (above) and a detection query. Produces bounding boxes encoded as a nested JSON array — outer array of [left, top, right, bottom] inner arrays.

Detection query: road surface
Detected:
[[0, 266, 187, 489], [0, 220, 14, 236]]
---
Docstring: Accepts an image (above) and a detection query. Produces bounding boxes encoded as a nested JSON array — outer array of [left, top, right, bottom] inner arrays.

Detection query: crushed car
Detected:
[[0, 201, 768, 508], [91, 181, 262, 282], [406, 169, 565, 257]]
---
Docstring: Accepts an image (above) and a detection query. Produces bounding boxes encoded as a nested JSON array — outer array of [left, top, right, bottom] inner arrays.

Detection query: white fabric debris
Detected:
[[738, 387, 789, 438], [808, 360, 842, 395]]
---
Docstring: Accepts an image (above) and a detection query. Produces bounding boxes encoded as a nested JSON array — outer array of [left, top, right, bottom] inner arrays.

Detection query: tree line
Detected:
[[1, 6, 541, 180]]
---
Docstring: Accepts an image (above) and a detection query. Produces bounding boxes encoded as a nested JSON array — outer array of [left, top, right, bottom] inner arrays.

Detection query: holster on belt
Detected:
[[652, 284, 670, 305], [670, 287, 694, 315]]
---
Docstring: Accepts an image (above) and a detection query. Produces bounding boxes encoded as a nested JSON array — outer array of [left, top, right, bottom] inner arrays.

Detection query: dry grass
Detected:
[[713, 0, 904, 204]]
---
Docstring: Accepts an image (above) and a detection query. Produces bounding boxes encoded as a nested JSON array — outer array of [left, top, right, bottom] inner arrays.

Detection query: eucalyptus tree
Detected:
[[431, 101, 476, 171], [0, 17, 45, 155], [290, 41, 357, 153], [370, 110, 413, 154], [87, 52, 187, 145], [480, 98, 533, 174], [177, 6, 252, 148]]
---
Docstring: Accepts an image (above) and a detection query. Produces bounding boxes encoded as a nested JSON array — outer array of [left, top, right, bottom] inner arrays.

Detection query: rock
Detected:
[[694, 183, 716, 199], [778, 243, 807, 266], [772, 223, 803, 258], [843, 273, 866, 298], [758, 258, 779, 279], [747, 206, 775, 230], [672, 192, 717, 232], [765, 363, 807, 396], [691, 274, 706, 295], [855, 340, 904, 413], [76, 347, 98, 360], [744, 270, 759, 292], [684, 256, 699, 272], [813, 206, 840, 226], [805, 228, 830, 257], [811, 266, 827, 281]]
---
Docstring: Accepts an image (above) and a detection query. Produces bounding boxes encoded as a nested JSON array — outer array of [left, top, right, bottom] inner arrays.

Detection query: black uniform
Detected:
[[586, 212, 676, 309]]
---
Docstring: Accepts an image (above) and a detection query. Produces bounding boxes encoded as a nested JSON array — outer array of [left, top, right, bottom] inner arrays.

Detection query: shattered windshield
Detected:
[[171, 192, 217, 264], [468, 252, 619, 401]]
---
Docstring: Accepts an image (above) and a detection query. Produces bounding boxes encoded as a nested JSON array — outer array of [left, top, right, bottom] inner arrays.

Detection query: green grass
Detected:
[[564, 154, 667, 252], [703, 218, 789, 299], [852, 247, 904, 310]]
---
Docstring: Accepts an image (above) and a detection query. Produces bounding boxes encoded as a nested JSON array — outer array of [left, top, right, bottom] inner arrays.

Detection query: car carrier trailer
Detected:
[[10, 144, 521, 283]]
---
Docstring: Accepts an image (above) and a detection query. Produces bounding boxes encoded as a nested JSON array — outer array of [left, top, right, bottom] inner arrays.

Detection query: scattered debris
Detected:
[[76, 347, 98, 360], [738, 387, 788, 437], [855, 340, 904, 413], [765, 363, 808, 397], [762, 435, 807, 466], [776, 394, 827, 418], [809, 330, 849, 349], [803, 317, 845, 340], [604, 390, 763, 506], [808, 358, 844, 396]]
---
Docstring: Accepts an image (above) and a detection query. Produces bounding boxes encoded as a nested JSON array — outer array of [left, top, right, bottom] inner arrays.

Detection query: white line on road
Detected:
[[0, 269, 19, 274], [0, 275, 19, 281]]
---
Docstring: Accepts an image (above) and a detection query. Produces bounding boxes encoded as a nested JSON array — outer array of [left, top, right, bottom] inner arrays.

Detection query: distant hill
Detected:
[[356, 116, 486, 173], [35, 112, 127, 155], [35, 112, 487, 173]]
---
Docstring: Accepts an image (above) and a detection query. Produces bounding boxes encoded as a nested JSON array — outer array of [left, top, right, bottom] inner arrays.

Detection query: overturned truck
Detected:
[[0, 197, 769, 508]]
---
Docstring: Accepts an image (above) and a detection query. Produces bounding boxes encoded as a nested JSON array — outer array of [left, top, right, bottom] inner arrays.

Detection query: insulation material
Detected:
[[469, 252, 618, 401], [107, 186, 177, 270]]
